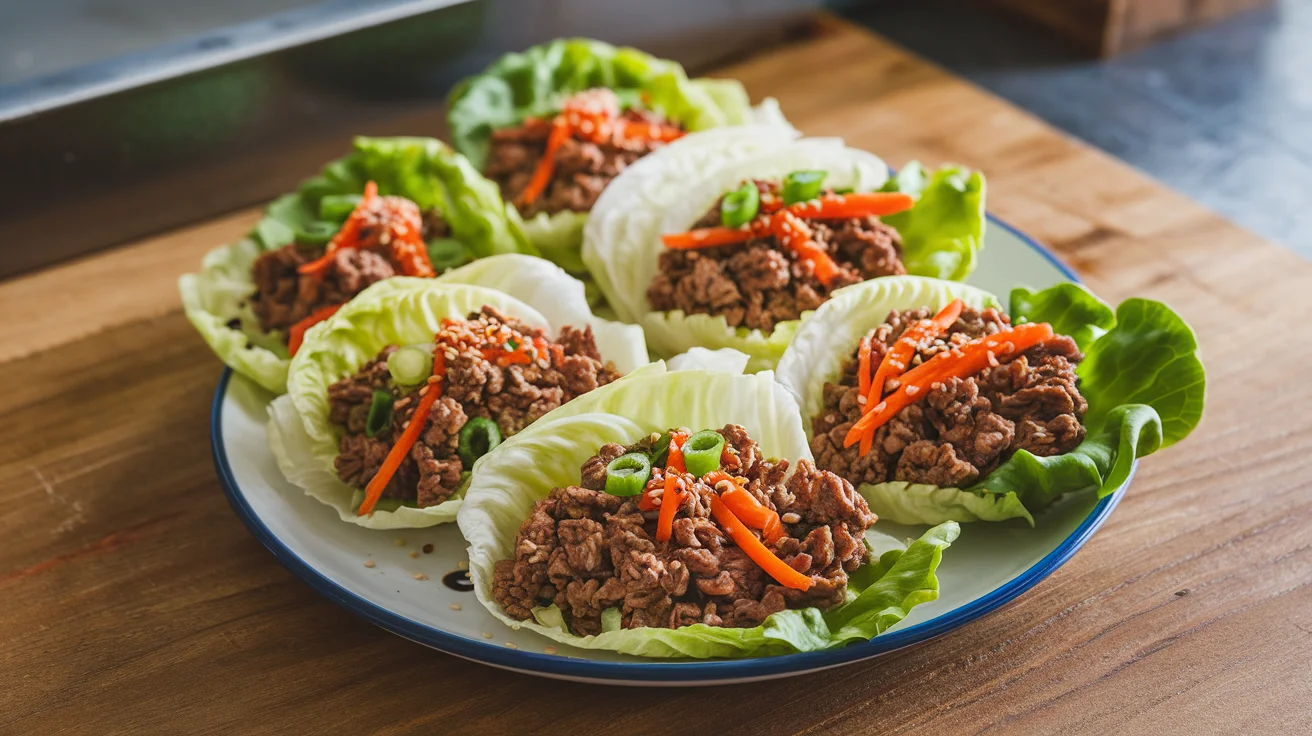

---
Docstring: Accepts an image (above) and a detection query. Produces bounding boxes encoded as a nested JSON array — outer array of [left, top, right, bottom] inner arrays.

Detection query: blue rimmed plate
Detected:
[[211, 216, 1129, 685]]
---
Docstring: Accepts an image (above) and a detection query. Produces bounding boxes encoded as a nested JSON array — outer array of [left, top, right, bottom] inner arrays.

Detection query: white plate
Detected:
[[212, 216, 1128, 685]]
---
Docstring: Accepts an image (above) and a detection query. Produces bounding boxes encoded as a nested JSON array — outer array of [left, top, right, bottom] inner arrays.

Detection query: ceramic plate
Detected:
[[212, 217, 1129, 685]]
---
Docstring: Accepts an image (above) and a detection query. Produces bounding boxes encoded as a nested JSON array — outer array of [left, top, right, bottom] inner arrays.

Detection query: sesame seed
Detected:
[[930, 382, 943, 391], [781, 512, 801, 524], [409, 550, 419, 559], [873, 401, 887, 413], [905, 385, 920, 396], [412, 573, 428, 581], [505, 642, 519, 649], [651, 497, 662, 507], [449, 603, 462, 611], [393, 538, 406, 547], [482, 632, 494, 639], [363, 560, 376, 568], [457, 560, 468, 570], [544, 646, 558, 655]]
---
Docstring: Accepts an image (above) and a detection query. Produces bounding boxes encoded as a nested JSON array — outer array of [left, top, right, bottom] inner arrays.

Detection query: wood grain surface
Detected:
[[2, 15, 1309, 735]]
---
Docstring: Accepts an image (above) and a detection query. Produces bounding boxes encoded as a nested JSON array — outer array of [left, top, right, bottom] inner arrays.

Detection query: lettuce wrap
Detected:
[[446, 38, 791, 284], [458, 363, 959, 658], [180, 136, 534, 394], [775, 276, 1206, 525], [267, 263, 648, 530], [583, 130, 986, 371]]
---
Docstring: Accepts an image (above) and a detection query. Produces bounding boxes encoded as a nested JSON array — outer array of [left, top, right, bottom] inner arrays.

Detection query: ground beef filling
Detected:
[[484, 109, 679, 218], [249, 199, 450, 337], [326, 306, 621, 508], [811, 306, 1088, 489], [647, 181, 908, 333], [492, 424, 878, 635]]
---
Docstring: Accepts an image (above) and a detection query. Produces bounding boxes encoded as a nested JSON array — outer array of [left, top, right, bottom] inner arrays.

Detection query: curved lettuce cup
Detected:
[[180, 136, 534, 394], [583, 130, 987, 371], [446, 38, 790, 279], [458, 365, 960, 658], [776, 276, 1206, 525], [268, 268, 648, 530]]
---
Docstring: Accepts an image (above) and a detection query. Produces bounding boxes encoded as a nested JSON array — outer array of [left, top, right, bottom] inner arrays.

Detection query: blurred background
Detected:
[[1, 0, 1305, 278]]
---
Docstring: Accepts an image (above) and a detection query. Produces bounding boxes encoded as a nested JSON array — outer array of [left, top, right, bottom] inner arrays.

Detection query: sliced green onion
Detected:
[[365, 390, 394, 438], [294, 221, 338, 247], [319, 194, 361, 222], [604, 453, 652, 497], [782, 170, 828, 205], [427, 238, 474, 272], [720, 181, 760, 228], [458, 417, 502, 469], [683, 429, 726, 477], [387, 345, 433, 386], [649, 431, 672, 467]]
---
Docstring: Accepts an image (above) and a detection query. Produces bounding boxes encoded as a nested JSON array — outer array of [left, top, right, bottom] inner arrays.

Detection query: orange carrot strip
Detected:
[[517, 118, 572, 206], [844, 323, 1054, 450], [298, 182, 380, 276], [706, 471, 785, 545], [655, 431, 688, 542], [856, 335, 873, 400], [866, 299, 965, 409], [661, 227, 754, 250], [786, 191, 915, 220], [616, 119, 685, 143], [286, 304, 342, 357], [710, 495, 811, 591], [358, 351, 447, 516]]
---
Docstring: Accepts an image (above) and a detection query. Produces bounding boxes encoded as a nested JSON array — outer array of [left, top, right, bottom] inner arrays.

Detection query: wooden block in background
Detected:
[[980, 0, 1274, 56]]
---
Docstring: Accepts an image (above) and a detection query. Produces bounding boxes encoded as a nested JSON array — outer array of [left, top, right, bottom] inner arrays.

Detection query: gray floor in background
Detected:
[[843, 0, 1312, 259]]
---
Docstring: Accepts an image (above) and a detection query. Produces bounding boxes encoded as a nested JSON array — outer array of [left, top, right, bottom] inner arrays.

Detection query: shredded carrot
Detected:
[[710, 495, 811, 591], [844, 322, 1055, 451], [655, 431, 689, 542], [866, 299, 964, 410], [517, 118, 571, 206], [705, 471, 784, 544], [286, 304, 342, 357], [298, 182, 379, 276], [856, 335, 873, 400], [661, 227, 754, 250], [770, 210, 840, 286], [616, 119, 685, 143], [785, 191, 915, 220], [358, 351, 447, 516]]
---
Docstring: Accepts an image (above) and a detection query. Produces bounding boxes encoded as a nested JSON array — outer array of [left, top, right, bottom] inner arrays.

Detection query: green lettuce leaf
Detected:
[[445, 38, 772, 170], [776, 277, 1206, 525], [268, 274, 649, 529], [457, 367, 958, 657], [880, 162, 987, 281], [180, 136, 533, 393]]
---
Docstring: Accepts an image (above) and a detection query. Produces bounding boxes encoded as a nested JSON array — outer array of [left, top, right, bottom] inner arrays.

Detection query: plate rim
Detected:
[[211, 214, 1130, 683]]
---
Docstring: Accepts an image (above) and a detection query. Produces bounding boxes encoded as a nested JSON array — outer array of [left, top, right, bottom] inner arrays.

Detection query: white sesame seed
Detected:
[[505, 642, 519, 649], [408, 550, 419, 559], [781, 512, 801, 524], [412, 573, 429, 581], [393, 538, 406, 547], [544, 646, 558, 655], [905, 385, 920, 396], [482, 632, 494, 639], [873, 401, 887, 413], [449, 603, 462, 611], [363, 560, 376, 568]]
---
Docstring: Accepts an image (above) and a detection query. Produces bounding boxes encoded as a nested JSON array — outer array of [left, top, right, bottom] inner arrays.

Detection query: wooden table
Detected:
[[3, 15, 1309, 735]]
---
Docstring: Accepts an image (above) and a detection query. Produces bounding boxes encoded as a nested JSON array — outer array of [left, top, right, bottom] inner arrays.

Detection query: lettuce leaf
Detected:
[[776, 277, 1206, 525], [457, 367, 958, 657], [269, 273, 649, 529], [180, 136, 533, 394], [445, 38, 772, 170], [880, 162, 987, 281]]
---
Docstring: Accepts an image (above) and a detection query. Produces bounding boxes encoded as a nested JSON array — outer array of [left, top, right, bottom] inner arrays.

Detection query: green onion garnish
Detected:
[[782, 170, 827, 205], [604, 453, 652, 497], [682, 429, 726, 477], [294, 221, 338, 247], [458, 417, 503, 469], [365, 390, 394, 438], [319, 194, 362, 222], [720, 181, 761, 228], [649, 431, 672, 467], [387, 345, 433, 386]]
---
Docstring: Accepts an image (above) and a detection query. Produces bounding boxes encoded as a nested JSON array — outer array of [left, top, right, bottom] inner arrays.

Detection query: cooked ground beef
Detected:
[[484, 108, 679, 218], [647, 180, 908, 333], [249, 197, 451, 337], [810, 306, 1088, 489], [492, 424, 878, 635], [328, 306, 621, 507]]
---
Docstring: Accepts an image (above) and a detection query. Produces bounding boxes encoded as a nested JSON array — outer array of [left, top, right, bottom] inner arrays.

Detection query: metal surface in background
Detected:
[[0, 0, 817, 278]]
